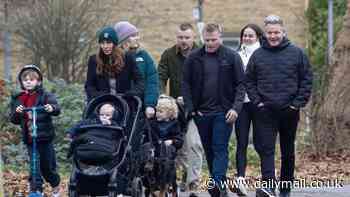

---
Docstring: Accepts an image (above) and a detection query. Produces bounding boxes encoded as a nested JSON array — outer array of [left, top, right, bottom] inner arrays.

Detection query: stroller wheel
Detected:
[[131, 177, 144, 197]]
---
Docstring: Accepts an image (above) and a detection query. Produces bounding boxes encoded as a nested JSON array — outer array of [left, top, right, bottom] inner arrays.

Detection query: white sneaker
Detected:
[[236, 177, 248, 196]]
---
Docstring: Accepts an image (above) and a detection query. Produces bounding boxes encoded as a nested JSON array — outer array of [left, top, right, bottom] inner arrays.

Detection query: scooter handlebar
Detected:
[[23, 106, 46, 113]]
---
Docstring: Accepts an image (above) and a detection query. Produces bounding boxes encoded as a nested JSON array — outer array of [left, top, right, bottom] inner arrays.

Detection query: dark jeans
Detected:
[[27, 141, 60, 192], [234, 102, 255, 177], [253, 106, 299, 191], [194, 113, 232, 188]]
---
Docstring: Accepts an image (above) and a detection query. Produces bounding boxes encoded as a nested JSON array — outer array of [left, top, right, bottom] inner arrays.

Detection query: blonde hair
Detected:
[[99, 103, 115, 114], [156, 95, 178, 120], [20, 70, 40, 81]]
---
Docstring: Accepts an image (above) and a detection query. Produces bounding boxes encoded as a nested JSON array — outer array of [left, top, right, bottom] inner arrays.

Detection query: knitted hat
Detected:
[[97, 26, 119, 45], [113, 21, 138, 44]]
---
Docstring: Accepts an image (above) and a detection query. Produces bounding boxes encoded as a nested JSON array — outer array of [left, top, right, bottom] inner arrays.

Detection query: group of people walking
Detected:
[[9, 13, 313, 197]]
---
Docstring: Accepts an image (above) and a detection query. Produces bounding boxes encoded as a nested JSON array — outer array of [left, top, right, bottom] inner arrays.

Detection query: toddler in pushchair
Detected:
[[143, 95, 185, 197], [67, 94, 145, 197]]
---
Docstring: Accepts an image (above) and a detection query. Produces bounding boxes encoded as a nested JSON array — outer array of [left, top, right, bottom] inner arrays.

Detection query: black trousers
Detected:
[[234, 102, 255, 177], [27, 141, 60, 192], [253, 106, 299, 192]]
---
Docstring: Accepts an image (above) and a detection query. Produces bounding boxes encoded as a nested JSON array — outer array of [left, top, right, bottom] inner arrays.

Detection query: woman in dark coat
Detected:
[[85, 26, 144, 102]]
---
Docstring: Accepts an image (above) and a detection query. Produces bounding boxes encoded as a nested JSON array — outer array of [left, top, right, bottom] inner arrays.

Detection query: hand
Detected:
[[225, 109, 238, 123], [65, 133, 73, 141], [176, 96, 184, 105], [101, 118, 111, 125], [257, 102, 265, 108], [145, 107, 155, 118], [164, 140, 173, 146], [15, 105, 24, 113], [44, 104, 53, 112]]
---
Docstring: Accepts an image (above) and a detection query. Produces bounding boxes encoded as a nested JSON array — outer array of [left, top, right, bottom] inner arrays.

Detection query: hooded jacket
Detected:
[[245, 37, 313, 109], [9, 66, 60, 144]]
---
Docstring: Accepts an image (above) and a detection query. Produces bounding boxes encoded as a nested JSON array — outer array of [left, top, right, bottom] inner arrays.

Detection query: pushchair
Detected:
[[141, 101, 187, 197], [68, 94, 145, 197]]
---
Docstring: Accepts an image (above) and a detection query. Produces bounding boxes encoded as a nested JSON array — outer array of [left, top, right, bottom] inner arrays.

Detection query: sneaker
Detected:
[[235, 177, 248, 196], [52, 186, 61, 197], [256, 188, 276, 197]]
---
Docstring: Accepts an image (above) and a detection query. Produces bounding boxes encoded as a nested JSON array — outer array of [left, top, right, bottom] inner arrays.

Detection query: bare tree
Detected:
[[13, 0, 113, 82]]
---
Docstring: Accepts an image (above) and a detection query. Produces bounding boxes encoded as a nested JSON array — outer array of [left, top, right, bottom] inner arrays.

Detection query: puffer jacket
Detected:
[[245, 37, 313, 109]]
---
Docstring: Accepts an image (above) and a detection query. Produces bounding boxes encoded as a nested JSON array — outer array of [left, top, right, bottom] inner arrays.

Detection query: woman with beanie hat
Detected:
[[114, 21, 159, 119], [85, 26, 144, 102]]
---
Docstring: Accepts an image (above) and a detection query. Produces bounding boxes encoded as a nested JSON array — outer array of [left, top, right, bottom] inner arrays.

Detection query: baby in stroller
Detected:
[[67, 102, 121, 168], [145, 95, 185, 197], [67, 94, 137, 197]]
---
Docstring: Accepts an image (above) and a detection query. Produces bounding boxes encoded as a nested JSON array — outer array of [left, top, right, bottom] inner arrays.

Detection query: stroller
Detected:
[[68, 94, 145, 197], [141, 101, 187, 197]]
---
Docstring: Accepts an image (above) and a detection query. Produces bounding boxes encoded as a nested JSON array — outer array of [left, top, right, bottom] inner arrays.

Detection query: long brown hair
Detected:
[[96, 46, 125, 77]]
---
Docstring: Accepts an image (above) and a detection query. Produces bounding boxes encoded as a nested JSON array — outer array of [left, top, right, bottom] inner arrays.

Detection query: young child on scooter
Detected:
[[9, 65, 61, 197]]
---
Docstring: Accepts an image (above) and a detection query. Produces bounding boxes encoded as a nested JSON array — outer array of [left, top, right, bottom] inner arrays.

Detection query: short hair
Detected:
[[264, 15, 284, 26], [20, 69, 40, 81], [203, 23, 223, 34], [179, 23, 194, 31], [156, 95, 178, 120]]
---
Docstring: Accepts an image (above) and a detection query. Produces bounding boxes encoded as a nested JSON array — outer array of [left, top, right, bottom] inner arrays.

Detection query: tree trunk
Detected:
[[315, 0, 350, 152]]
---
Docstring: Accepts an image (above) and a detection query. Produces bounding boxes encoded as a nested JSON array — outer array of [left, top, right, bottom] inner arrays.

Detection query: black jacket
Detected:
[[182, 45, 245, 114], [245, 37, 313, 109], [9, 88, 60, 144], [150, 120, 184, 150], [85, 52, 144, 102]]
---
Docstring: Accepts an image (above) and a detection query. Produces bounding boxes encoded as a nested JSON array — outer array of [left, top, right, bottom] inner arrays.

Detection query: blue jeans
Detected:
[[194, 113, 232, 188]]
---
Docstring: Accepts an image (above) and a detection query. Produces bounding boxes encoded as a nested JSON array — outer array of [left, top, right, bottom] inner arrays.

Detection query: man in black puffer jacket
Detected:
[[245, 15, 313, 197]]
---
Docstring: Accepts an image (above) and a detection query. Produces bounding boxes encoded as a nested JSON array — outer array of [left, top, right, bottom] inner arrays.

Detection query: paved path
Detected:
[[180, 185, 350, 197]]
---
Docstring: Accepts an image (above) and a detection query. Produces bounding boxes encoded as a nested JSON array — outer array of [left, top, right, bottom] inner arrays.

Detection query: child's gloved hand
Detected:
[[101, 118, 112, 125], [15, 105, 24, 113], [164, 140, 173, 146], [44, 104, 54, 112], [145, 107, 155, 118], [65, 133, 73, 141]]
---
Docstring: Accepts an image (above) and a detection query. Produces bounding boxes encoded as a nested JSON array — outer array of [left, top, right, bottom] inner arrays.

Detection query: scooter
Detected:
[[24, 107, 45, 197]]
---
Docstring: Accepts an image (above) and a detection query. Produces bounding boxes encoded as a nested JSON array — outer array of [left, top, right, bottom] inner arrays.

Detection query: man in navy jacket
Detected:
[[245, 15, 313, 197], [182, 23, 245, 197]]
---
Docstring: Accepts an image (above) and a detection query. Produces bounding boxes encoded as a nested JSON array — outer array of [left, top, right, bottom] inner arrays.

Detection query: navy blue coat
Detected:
[[85, 52, 144, 102], [182, 45, 245, 114], [9, 88, 60, 144], [245, 37, 313, 109]]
